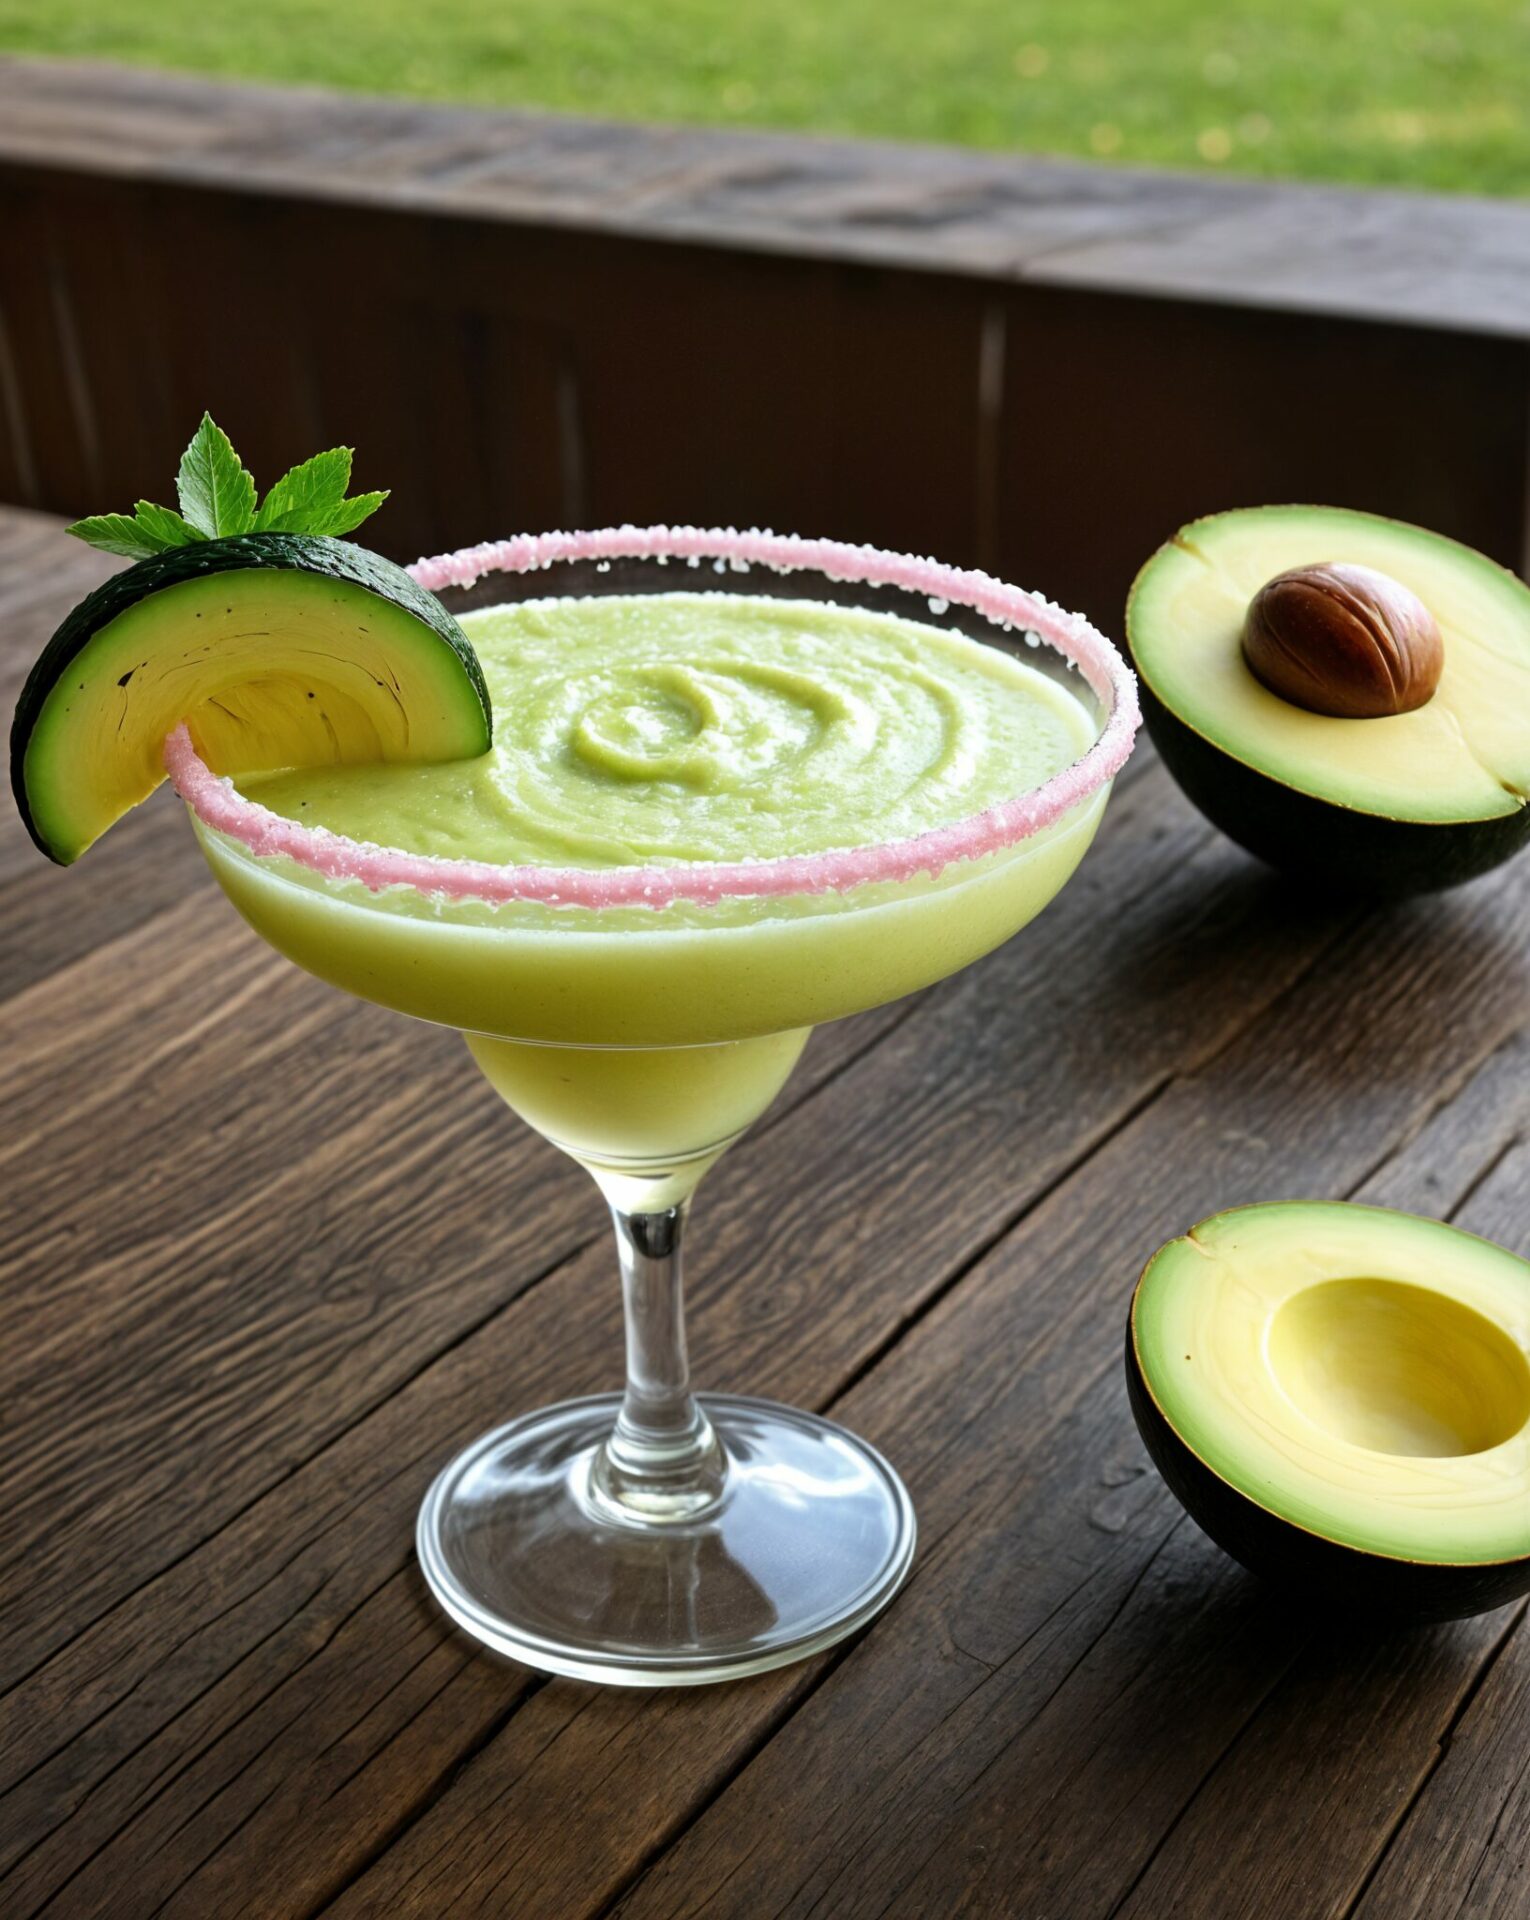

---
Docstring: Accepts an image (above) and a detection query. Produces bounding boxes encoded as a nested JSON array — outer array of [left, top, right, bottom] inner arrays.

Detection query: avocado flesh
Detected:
[[1129, 507, 1530, 826], [1133, 1202, 1530, 1567], [13, 534, 491, 864]]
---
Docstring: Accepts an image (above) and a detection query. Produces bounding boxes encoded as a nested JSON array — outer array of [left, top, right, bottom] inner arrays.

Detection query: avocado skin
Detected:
[[10, 533, 491, 858], [1125, 1323, 1530, 1625], [1138, 682, 1530, 900]]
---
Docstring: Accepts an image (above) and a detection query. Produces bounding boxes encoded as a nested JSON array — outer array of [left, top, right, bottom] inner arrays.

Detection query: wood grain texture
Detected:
[[0, 511, 184, 997], [0, 887, 912, 1689], [0, 751, 1313, 1917], [3, 505, 1528, 1919], [600, 867, 1529, 1920]]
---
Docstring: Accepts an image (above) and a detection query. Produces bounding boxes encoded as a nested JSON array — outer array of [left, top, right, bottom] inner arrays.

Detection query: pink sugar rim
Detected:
[[166, 525, 1140, 910]]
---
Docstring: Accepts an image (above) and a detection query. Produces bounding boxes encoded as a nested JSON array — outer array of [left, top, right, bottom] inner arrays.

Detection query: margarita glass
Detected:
[[169, 527, 1138, 1685]]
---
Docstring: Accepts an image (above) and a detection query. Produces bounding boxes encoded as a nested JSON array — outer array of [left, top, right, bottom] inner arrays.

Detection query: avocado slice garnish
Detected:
[[1129, 1201, 1530, 1621], [1128, 505, 1530, 895], [8, 420, 491, 865]]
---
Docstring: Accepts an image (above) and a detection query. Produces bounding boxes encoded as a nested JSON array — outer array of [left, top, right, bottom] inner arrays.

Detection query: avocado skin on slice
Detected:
[[11, 533, 491, 863], [1137, 680, 1530, 899], [1125, 1326, 1530, 1625]]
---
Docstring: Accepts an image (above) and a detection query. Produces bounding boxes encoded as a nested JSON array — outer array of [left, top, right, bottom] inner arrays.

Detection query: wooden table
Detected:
[[3, 503, 1527, 1918]]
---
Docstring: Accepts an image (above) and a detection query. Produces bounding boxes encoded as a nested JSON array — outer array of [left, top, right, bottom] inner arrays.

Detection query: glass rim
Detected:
[[166, 524, 1141, 910]]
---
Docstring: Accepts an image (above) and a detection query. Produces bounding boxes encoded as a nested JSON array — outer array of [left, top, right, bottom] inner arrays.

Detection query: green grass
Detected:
[[2, 0, 1527, 197]]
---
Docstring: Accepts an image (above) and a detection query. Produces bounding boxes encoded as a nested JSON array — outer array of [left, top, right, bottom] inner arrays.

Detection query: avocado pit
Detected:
[[1242, 562, 1443, 719]]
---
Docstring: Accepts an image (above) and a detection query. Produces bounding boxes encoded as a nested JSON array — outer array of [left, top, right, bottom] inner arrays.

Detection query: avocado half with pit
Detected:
[[1128, 1202, 1530, 1623], [11, 533, 491, 864], [1128, 507, 1530, 897]]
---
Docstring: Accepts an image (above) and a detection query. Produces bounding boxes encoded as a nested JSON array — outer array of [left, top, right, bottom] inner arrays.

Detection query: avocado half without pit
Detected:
[[1128, 1202, 1530, 1623], [1127, 507, 1530, 897]]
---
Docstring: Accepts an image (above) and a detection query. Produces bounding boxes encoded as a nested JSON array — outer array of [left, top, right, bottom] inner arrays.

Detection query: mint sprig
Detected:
[[66, 413, 390, 558]]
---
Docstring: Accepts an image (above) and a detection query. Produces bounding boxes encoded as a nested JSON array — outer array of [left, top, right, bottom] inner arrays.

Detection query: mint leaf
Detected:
[[304, 490, 389, 538], [66, 415, 389, 561], [133, 500, 202, 548], [176, 413, 256, 537], [254, 446, 352, 532], [254, 448, 388, 538], [66, 513, 175, 560]]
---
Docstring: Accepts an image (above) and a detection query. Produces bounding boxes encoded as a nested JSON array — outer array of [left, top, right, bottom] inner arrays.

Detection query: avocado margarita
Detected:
[[10, 417, 1138, 1684]]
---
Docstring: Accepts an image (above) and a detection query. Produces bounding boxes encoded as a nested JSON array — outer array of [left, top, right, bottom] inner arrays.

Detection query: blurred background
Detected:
[[4, 0, 1527, 194], [0, 1, 1526, 627]]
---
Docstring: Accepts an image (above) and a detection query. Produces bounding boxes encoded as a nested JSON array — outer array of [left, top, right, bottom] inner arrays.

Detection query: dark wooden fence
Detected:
[[2, 57, 1528, 633]]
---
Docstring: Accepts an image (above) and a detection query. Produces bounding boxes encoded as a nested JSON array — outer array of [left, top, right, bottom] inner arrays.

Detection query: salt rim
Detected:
[[166, 525, 1140, 910]]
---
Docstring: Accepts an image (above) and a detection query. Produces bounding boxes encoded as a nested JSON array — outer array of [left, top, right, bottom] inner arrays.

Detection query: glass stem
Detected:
[[591, 1198, 727, 1521]]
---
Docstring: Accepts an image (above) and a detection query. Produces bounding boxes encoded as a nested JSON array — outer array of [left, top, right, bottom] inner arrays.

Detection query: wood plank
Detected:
[[0, 517, 206, 994], [2, 59, 1529, 341], [998, 285, 1530, 636], [0, 797, 202, 1001], [0, 768, 1354, 1916], [1111, 1612, 1526, 1920], [0, 889, 913, 1696], [1096, 1031, 1530, 1920], [1347, 1603, 1530, 1920], [577, 873, 1528, 1920], [287, 209, 990, 566], [0, 512, 121, 869], [1344, 1581, 1530, 1908], [0, 179, 94, 513], [0, 498, 116, 683], [1337, 1123, 1530, 1920], [6, 473, 1528, 1915], [0, 277, 39, 507], [0, 169, 990, 571], [7, 63, 1529, 643], [134, 182, 328, 524]]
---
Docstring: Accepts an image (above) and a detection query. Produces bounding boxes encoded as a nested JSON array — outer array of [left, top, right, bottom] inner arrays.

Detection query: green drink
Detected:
[[206, 593, 1100, 1204], [181, 535, 1133, 1688], [15, 432, 1136, 1687]]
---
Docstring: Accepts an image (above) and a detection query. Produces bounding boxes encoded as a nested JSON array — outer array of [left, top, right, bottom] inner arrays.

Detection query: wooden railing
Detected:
[[1, 56, 1527, 632]]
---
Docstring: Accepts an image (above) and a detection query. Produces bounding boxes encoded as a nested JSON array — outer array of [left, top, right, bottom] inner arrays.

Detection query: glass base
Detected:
[[416, 1392, 916, 1686]]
